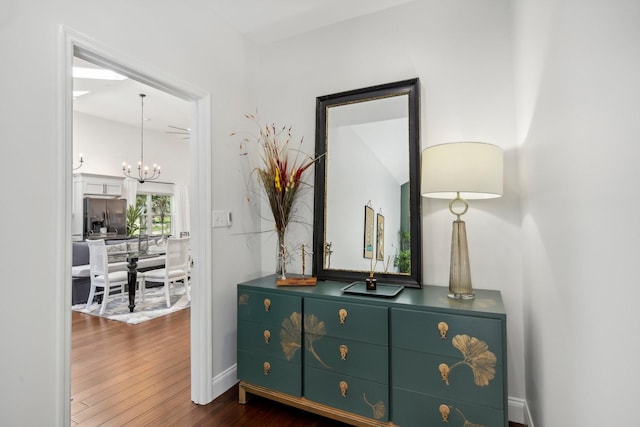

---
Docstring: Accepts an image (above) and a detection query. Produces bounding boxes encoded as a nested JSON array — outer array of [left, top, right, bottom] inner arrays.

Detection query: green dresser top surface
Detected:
[[238, 275, 505, 319]]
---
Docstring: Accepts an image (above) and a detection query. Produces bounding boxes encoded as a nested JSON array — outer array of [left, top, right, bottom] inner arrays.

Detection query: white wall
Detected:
[[326, 126, 402, 272], [9, 0, 639, 424], [0, 1, 261, 425], [515, 0, 640, 425], [250, 0, 525, 409], [74, 112, 190, 185]]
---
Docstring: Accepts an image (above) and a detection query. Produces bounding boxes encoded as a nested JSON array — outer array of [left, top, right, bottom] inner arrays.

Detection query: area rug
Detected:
[[72, 286, 190, 324]]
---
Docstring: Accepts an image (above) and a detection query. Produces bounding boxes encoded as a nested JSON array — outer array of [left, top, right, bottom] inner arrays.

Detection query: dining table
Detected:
[[110, 247, 166, 312]]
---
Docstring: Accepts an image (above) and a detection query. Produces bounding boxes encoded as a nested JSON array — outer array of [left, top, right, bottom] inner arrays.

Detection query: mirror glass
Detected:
[[313, 79, 421, 287]]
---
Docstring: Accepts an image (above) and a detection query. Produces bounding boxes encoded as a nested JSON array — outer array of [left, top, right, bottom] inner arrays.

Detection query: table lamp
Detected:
[[421, 142, 503, 299]]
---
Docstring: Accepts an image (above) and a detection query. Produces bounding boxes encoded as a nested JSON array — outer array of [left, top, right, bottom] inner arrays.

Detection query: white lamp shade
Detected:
[[421, 142, 503, 200]]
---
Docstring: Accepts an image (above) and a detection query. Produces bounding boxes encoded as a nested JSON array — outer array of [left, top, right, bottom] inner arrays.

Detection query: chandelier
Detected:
[[122, 93, 161, 183]]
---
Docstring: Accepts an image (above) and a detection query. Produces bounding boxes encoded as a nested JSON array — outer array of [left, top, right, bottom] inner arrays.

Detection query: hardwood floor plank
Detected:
[[121, 382, 192, 426], [98, 365, 192, 427], [72, 360, 190, 425], [71, 308, 525, 427], [71, 372, 130, 403]]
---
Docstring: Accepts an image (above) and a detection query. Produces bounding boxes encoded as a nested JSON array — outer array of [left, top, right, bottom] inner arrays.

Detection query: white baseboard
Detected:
[[509, 396, 534, 426], [524, 399, 534, 427], [210, 364, 239, 401], [509, 397, 525, 423]]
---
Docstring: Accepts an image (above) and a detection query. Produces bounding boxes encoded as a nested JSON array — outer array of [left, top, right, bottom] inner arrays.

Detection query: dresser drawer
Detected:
[[305, 334, 388, 384], [305, 298, 388, 345], [305, 366, 389, 422], [392, 386, 505, 427], [391, 348, 503, 409], [390, 308, 503, 361], [237, 349, 301, 397], [237, 289, 301, 324], [238, 319, 301, 363]]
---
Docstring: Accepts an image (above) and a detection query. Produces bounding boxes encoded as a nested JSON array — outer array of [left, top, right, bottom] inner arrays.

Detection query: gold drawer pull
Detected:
[[438, 321, 449, 339], [438, 363, 450, 385], [263, 298, 271, 312], [339, 380, 348, 397], [263, 361, 271, 375], [338, 308, 348, 324], [263, 330, 271, 344], [439, 404, 450, 422], [339, 344, 349, 360]]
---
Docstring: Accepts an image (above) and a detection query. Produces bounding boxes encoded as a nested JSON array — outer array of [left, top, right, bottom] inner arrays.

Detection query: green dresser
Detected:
[[390, 309, 505, 426], [237, 276, 507, 427], [304, 298, 389, 421], [236, 288, 302, 396]]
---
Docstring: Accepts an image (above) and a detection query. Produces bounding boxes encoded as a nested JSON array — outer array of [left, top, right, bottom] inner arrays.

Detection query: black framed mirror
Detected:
[[313, 78, 421, 287]]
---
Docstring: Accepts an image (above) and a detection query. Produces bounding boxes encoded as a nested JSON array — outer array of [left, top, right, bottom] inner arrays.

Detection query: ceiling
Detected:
[[73, 57, 191, 138], [209, 0, 417, 45], [72, 0, 416, 136]]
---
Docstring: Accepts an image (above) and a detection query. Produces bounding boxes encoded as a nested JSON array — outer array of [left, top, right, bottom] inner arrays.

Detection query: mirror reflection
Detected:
[[313, 79, 421, 287], [326, 95, 409, 272]]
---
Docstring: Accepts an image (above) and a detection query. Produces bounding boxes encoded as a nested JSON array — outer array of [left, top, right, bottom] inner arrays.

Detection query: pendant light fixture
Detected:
[[122, 93, 161, 183]]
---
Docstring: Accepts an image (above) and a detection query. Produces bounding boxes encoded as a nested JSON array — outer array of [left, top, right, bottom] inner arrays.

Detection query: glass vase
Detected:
[[277, 227, 286, 280]]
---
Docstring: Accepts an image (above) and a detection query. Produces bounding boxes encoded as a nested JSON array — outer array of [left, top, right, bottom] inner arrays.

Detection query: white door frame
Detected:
[[56, 26, 214, 425]]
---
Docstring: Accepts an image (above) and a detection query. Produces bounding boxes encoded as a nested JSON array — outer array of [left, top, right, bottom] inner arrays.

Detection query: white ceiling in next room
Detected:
[[73, 57, 191, 139]]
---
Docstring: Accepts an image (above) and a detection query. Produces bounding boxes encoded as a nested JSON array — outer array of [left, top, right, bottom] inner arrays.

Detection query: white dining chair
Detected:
[[140, 236, 191, 307], [85, 239, 129, 315]]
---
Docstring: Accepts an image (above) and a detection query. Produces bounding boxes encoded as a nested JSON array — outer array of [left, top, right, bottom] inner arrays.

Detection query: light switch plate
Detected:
[[212, 210, 232, 228]]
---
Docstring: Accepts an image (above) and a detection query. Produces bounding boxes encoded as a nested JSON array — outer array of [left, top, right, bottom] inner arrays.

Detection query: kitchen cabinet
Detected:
[[75, 173, 123, 196], [237, 276, 507, 427], [83, 181, 122, 196], [72, 173, 124, 240]]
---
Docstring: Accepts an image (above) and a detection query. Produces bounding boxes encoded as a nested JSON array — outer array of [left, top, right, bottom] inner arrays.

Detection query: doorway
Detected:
[[58, 27, 214, 425]]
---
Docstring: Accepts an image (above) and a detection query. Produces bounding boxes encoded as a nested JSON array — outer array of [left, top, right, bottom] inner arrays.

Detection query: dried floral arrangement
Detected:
[[233, 114, 320, 276]]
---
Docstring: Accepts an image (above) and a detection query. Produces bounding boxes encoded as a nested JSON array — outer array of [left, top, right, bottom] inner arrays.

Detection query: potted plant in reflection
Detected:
[[394, 231, 411, 273]]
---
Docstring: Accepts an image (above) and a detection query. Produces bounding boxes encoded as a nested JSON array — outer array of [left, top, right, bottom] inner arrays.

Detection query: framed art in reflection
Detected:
[[363, 205, 374, 259], [376, 212, 384, 261]]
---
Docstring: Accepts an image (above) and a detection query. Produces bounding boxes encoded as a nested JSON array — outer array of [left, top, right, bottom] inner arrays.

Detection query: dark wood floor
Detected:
[[71, 308, 525, 426]]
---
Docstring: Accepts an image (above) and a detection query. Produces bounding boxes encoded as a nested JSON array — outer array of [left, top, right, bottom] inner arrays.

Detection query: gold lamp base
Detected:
[[422, 142, 504, 300], [448, 219, 474, 299]]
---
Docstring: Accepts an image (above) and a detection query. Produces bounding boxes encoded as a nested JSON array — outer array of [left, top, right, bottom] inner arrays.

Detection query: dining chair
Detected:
[[140, 236, 191, 307], [85, 239, 129, 315]]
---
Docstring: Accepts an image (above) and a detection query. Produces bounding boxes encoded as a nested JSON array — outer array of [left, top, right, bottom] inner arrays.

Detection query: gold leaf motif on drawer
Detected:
[[238, 293, 249, 305], [279, 312, 330, 369], [438, 405, 486, 427], [280, 312, 302, 360], [450, 334, 497, 387], [304, 314, 330, 369], [363, 393, 386, 420], [454, 407, 485, 427]]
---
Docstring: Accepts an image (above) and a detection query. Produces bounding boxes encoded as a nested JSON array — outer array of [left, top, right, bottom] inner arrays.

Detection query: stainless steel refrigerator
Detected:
[[83, 197, 127, 239]]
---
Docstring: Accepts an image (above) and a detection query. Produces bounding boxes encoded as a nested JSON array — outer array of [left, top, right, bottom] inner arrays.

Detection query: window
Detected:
[[133, 194, 172, 237]]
